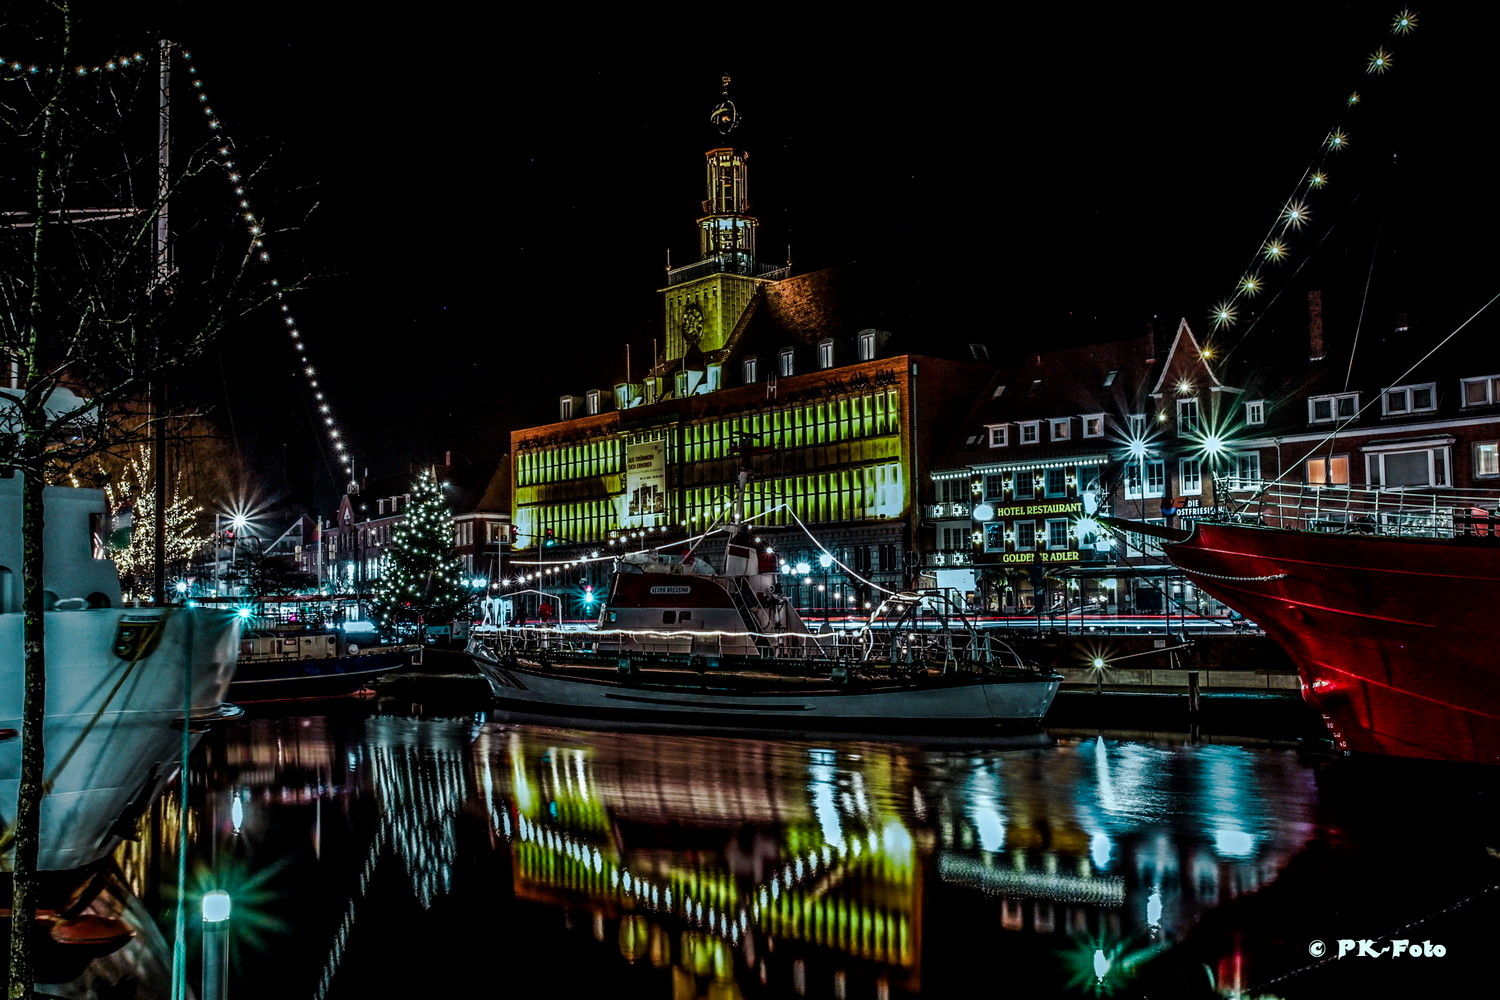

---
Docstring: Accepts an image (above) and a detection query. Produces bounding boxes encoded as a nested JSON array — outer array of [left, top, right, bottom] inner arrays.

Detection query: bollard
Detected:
[[202, 889, 231, 1000]]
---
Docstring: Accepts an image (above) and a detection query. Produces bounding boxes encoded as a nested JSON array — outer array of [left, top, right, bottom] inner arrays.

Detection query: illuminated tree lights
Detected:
[[370, 471, 473, 634]]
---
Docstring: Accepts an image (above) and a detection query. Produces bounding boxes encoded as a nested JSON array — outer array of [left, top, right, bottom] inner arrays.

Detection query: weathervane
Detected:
[[710, 73, 739, 135]]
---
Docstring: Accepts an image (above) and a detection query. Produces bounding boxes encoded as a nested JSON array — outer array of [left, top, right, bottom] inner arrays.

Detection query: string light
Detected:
[[177, 47, 358, 489]]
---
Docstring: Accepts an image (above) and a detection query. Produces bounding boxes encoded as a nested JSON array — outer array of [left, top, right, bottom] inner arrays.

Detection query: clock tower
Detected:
[[658, 75, 785, 376]]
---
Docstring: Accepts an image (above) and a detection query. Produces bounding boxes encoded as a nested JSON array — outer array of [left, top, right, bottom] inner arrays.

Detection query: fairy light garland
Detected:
[[177, 48, 359, 489], [2, 43, 359, 489], [1205, 8, 1419, 344]]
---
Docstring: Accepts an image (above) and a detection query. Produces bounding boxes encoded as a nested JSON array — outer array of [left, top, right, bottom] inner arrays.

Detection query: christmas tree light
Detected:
[[370, 470, 474, 636]]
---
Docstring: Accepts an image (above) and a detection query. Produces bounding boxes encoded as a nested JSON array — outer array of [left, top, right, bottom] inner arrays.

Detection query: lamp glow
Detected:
[[202, 890, 231, 923]]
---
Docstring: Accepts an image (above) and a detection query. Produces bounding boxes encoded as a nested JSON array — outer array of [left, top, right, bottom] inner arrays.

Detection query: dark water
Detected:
[[111, 701, 1498, 999]]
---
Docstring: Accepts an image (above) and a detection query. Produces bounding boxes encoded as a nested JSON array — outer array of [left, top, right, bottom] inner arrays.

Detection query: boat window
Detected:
[[680, 612, 691, 621], [87, 591, 111, 609], [662, 611, 676, 624]]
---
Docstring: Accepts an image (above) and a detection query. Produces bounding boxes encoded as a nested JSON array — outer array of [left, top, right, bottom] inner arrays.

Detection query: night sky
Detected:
[[57, 5, 1500, 511]]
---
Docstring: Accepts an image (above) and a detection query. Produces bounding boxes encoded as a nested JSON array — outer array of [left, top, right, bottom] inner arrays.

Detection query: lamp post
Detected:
[[795, 561, 811, 616], [818, 553, 834, 627], [202, 889, 231, 1000]]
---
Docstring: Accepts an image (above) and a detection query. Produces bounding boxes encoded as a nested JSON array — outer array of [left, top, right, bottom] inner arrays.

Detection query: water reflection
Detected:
[[123, 707, 1498, 999]]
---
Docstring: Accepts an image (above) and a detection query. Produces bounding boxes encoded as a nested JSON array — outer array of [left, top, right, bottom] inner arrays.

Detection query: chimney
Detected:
[[1308, 290, 1325, 361], [1144, 319, 1157, 364], [445, 450, 452, 466]]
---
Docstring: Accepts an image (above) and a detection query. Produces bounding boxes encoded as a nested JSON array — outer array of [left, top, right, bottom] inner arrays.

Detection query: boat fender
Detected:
[[53, 597, 89, 611]]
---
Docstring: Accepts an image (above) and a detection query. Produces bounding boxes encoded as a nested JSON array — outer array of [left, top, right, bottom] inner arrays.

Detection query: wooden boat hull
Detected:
[[468, 646, 1060, 730], [1112, 516, 1500, 765]]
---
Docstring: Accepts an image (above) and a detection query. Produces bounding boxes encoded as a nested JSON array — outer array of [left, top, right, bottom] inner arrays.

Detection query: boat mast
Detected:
[[151, 39, 171, 605]]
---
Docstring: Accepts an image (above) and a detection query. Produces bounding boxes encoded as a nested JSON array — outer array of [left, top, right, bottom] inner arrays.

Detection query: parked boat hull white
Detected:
[[0, 606, 239, 870]]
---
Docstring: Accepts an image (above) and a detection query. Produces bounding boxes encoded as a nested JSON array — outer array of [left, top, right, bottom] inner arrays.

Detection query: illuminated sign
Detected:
[[1001, 550, 1080, 564], [987, 500, 1083, 519]]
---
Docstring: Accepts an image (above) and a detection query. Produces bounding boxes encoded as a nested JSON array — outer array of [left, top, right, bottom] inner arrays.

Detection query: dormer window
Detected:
[[1049, 418, 1071, 442], [1018, 421, 1040, 445], [1082, 414, 1105, 438], [779, 348, 795, 377], [1382, 382, 1436, 416], [559, 395, 576, 421], [817, 339, 835, 370], [1309, 392, 1358, 423], [1102, 370, 1118, 387], [858, 331, 876, 361], [586, 389, 603, 415], [1461, 375, 1500, 407], [986, 424, 1008, 448], [743, 356, 759, 384], [1245, 400, 1266, 426]]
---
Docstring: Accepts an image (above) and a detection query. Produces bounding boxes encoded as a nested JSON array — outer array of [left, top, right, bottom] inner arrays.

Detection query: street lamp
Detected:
[[818, 553, 834, 626]]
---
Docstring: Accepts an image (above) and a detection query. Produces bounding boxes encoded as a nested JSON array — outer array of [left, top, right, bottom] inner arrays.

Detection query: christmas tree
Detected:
[[370, 469, 473, 636]]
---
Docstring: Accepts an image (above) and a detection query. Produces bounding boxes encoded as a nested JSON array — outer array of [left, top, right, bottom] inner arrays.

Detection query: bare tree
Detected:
[[1, 10, 274, 992]]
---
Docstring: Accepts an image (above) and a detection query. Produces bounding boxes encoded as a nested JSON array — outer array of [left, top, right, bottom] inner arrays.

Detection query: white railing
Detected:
[[1214, 479, 1500, 539]]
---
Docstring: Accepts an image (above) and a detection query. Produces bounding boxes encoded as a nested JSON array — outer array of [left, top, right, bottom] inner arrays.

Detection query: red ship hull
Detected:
[[1126, 519, 1500, 765]]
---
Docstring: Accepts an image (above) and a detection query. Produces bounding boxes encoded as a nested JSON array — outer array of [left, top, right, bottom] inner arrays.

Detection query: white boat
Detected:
[[0, 475, 241, 871], [468, 474, 1061, 730]]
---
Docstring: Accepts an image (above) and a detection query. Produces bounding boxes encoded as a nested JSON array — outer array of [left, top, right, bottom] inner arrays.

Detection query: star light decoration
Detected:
[[1202, 9, 1417, 341]]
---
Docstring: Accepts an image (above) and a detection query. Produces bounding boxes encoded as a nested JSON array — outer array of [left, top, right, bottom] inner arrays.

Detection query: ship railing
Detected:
[[1211, 478, 1500, 540]]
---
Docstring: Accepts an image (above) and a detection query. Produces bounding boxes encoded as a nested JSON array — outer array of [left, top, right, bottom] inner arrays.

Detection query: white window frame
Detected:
[[1476, 441, 1500, 479], [1049, 417, 1071, 441], [1124, 458, 1166, 500], [817, 339, 835, 370], [1309, 392, 1359, 424], [1305, 454, 1350, 486], [1179, 457, 1203, 495], [858, 331, 876, 361], [1460, 375, 1500, 408], [1018, 421, 1040, 445], [743, 356, 759, 384], [1244, 400, 1265, 426], [1230, 452, 1261, 491], [1364, 442, 1452, 488], [1081, 414, 1105, 438], [986, 424, 1009, 448], [1012, 520, 1037, 552], [1127, 413, 1146, 438], [1176, 397, 1200, 436], [779, 348, 795, 377], [1381, 382, 1437, 417], [1044, 518, 1071, 550]]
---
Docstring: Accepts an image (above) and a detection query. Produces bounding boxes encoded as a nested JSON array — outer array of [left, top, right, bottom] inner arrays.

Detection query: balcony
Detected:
[[924, 550, 972, 567], [927, 502, 973, 519]]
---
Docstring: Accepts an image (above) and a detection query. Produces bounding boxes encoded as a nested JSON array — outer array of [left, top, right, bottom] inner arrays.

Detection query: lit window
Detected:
[[1309, 392, 1359, 423], [1461, 375, 1500, 407], [1177, 397, 1200, 435], [779, 349, 795, 377], [1476, 442, 1500, 478], [1081, 414, 1105, 438], [1245, 400, 1265, 426], [1364, 442, 1451, 488], [1018, 421, 1040, 445], [1049, 418, 1071, 441], [743, 357, 759, 383], [986, 424, 1008, 448], [1381, 383, 1437, 416], [1306, 455, 1349, 485], [1124, 459, 1166, 499], [1179, 457, 1202, 495], [817, 339, 835, 370]]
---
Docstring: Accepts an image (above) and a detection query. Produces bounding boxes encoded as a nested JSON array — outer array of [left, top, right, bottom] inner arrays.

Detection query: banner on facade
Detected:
[[622, 440, 667, 526]]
